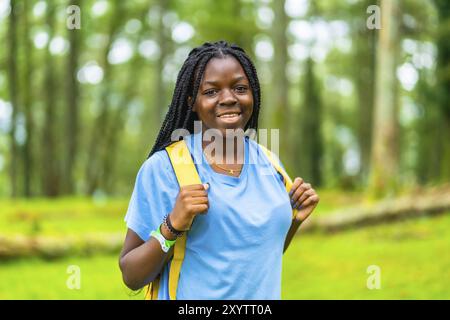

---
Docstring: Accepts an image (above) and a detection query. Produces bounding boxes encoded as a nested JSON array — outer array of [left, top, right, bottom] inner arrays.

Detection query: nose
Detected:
[[219, 88, 237, 106]]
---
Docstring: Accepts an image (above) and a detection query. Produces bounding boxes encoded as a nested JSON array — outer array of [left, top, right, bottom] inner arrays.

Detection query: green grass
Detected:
[[282, 213, 450, 299], [0, 193, 448, 299], [0, 213, 448, 299], [0, 197, 129, 236], [0, 255, 144, 300]]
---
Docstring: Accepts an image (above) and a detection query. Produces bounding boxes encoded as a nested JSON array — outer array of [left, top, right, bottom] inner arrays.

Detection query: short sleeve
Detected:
[[124, 150, 179, 241]]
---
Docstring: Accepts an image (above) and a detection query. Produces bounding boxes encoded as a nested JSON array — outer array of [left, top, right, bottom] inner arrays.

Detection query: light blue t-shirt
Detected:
[[124, 131, 293, 300]]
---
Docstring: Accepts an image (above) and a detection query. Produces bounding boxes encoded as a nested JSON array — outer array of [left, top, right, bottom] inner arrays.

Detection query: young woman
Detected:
[[119, 41, 319, 300]]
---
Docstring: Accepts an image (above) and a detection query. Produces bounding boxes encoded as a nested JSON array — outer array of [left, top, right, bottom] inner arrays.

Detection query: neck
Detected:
[[200, 130, 245, 165]]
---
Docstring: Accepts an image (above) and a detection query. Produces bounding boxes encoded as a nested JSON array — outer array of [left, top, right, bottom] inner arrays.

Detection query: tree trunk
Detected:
[[369, 0, 400, 198], [299, 58, 323, 187], [433, 0, 450, 184], [22, 0, 34, 197], [101, 11, 149, 194], [355, 0, 377, 187], [271, 0, 290, 168], [155, 0, 169, 126], [85, 0, 124, 194], [301, 185, 450, 234], [414, 70, 437, 184], [42, 0, 60, 197], [8, 0, 19, 198], [65, 0, 82, 194]]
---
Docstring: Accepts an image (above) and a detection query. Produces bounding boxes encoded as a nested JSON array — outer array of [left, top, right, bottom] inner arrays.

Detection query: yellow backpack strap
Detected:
[[144, 140, 200, 300], [145, 275, 160, 300], [145, 283, 151, 300], [165, 139, 202, 300], [258, 144, 298, 219]]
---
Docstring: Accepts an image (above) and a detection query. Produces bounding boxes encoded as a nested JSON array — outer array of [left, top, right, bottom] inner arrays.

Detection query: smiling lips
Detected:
[[217, 110, 242, 117], [218, 112, 241, 118], [217, 112, 242, 123]]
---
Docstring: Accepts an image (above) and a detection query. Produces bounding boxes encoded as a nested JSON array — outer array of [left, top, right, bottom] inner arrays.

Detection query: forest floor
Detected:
[[0, 191, 448, 299]]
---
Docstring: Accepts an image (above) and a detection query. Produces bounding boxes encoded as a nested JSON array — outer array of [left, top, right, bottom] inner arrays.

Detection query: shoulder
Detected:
[[143, 149, 171, 170], [248, 138, 285, 183], [247, 137, 264, 156], [136, 149, 178, 188], [248, 138, 276, 163]]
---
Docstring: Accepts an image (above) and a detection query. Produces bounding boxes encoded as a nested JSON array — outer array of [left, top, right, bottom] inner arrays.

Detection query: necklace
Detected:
[[204, 153, 242, 175]]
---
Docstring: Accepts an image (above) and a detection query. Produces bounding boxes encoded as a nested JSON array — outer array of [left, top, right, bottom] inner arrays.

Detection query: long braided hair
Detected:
[[147, 40, 261, 158]]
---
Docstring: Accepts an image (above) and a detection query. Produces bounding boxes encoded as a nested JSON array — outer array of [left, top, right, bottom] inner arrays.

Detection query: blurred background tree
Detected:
[[0, 0, 447, 198]]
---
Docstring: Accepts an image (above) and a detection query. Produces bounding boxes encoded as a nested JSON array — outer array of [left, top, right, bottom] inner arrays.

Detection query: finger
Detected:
[[190, 197, 209, 205], [179, 184, 209, 199], [185, 190, 208, 198], [291, 183, 311, 204], [295, 189, 315, 208], [191, 204, 209, 214], [182, 184, 208, 191], [295, 188, 315, 208], [298, 195, 319, 208], [289, 177, 304, 196]]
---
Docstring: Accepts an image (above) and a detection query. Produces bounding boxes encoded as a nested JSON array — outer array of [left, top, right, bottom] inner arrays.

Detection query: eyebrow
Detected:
[[203, 76, 247, 86]]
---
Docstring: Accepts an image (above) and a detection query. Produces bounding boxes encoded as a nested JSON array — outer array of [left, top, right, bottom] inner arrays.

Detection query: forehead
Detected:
[[201, 55, 248, 82]]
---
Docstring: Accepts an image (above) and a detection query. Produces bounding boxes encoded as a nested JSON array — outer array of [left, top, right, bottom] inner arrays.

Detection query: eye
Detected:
[[234, 85, 248, 94], [204, 89, 218, 96]]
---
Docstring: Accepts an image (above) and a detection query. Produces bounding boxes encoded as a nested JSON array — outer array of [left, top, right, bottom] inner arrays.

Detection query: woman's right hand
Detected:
[[169, 183, 209, 231]]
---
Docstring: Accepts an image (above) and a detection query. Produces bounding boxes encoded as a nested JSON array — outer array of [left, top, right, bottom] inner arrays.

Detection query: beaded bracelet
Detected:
[[163, 213, 184, 238]]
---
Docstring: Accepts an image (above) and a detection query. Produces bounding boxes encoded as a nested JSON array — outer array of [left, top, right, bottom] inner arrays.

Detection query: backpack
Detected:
[[145, 139, 297, 300]]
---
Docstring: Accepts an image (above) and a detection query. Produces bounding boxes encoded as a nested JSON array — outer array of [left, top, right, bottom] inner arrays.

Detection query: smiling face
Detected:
[[191, 55, 254, 136]]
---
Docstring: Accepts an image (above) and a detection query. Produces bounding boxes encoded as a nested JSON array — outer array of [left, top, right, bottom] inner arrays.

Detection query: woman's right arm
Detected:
[[118, 224, 175, 291], [119, 183, 209, 291]]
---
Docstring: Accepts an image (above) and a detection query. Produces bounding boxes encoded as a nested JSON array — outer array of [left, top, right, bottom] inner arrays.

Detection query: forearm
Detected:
[[120, 224, 175, 290], [283, 218, 302, 253]]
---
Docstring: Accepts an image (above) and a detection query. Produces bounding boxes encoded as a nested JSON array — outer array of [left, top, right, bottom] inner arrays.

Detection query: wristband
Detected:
[[150, 225, 176, 253], [163, 213, 184, 238]]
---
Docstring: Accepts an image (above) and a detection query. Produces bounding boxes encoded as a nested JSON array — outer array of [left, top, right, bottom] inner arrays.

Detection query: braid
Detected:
[[147, 40, 261, 158], [184, 53, 214, 131]]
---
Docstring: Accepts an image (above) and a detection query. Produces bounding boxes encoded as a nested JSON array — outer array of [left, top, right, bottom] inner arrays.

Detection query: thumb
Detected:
[[203, 183, 209, 191]]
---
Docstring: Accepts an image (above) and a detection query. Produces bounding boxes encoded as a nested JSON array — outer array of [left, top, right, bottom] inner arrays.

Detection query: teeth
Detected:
[[219, 113, 239, 118]]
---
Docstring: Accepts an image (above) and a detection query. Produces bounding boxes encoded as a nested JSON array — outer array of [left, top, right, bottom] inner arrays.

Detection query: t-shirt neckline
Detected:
[[190, 131, 249, 185]]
